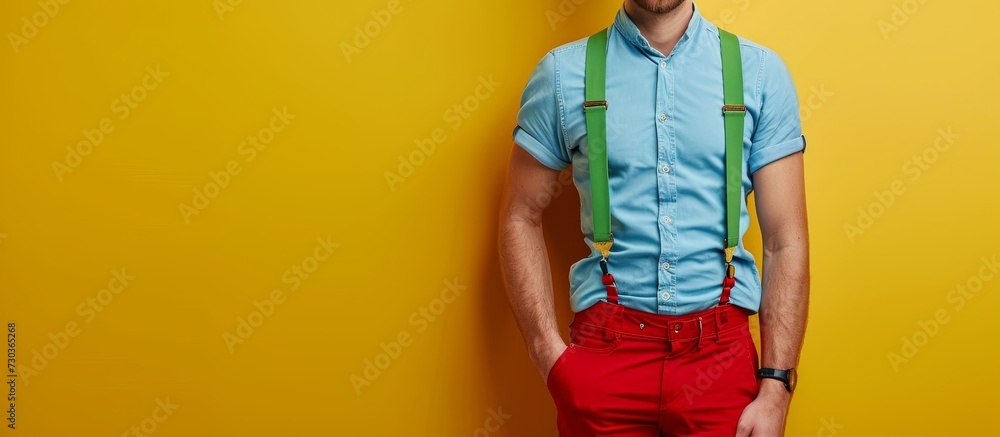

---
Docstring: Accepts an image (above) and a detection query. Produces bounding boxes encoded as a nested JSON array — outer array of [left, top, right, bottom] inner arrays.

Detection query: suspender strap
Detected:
[[585, 28, 612, 259], [719, 29, 744, 263], [719, 29, 745, 305], [585, 28, 618, 305]]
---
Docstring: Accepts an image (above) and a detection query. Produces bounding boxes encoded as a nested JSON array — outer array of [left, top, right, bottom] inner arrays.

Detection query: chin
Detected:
[[632, 0, 688, 14]]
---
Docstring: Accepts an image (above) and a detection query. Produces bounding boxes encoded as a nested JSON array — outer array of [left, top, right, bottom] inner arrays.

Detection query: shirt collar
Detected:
[[613, 2, 704, 59]]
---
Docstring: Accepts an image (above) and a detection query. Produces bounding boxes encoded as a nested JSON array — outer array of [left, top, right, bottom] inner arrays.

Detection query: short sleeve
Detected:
[[748, 49, 806, 174], [512, 52, 571, 171]]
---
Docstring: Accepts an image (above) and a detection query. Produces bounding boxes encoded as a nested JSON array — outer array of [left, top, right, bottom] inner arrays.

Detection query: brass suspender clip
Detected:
[[723, 246, 736, 278], [722, 104, 746, 114], [584, 100, 609, 111], [723, 246, 735, 264], [593, 234, 614, 260]]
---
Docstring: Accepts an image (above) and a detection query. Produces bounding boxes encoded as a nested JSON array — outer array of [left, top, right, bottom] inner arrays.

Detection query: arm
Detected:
[[755, 149, 809, 394], [498, 145, 568, 382], [737, 151, 810, 436]]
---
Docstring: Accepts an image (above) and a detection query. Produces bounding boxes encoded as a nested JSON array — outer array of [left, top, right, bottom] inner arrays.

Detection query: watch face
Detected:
[[788, 368, 798, 392]]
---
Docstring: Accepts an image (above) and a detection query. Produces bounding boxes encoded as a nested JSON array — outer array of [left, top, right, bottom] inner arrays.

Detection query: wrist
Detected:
[[530, 335, 565, 355], [757, 378, 793, 404]]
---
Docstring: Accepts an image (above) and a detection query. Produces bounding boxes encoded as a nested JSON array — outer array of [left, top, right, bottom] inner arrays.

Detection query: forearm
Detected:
[[758, 242, 809, 385], [498, 218, 563, 356]]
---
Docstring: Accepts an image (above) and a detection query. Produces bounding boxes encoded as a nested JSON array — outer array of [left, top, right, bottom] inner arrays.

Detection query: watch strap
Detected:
[[757, 368, 793, 392]]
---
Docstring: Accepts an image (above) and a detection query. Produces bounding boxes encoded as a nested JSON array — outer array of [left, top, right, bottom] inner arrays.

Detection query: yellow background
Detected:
[[1, 0, 998, 435]]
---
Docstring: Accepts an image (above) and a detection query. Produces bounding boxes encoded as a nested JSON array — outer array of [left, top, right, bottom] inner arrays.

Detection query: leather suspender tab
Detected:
[[722, 104, 746, 114]]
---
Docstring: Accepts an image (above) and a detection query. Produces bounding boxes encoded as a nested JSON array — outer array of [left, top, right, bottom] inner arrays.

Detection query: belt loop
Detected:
[[713, 306, 722, 343], [695, 317, 704, 351], [604, 304, 623, 340]]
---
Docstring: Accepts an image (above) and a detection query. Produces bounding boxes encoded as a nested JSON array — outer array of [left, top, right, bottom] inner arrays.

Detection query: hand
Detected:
[[532, 340, 568, 384], [735, 379, 791, 437]]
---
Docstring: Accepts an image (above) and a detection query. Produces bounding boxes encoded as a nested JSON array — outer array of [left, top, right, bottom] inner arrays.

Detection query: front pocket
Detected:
[[545, 346, 574, 388], [742, 333, 761, 391], [568, 323, 622, 353]]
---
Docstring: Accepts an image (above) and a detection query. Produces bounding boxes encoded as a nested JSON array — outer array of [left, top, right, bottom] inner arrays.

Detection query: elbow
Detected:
[[762, 228, 809, 259], [498, 210, 542, 259]]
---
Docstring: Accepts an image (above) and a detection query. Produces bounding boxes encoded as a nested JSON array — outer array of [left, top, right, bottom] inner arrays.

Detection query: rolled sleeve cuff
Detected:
[[512, 125, 571, 171], [748, 134, 806, 174]]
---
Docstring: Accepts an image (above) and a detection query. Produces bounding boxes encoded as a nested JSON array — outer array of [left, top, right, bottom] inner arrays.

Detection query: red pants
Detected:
[[546, 301, 760, 436]]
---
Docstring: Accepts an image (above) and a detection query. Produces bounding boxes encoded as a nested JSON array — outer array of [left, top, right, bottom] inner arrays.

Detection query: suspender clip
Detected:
[[722, 104, 746, 114], [593, 236, 614, 260], [724, 246, 736, 278], [584, 100, 609, 112]]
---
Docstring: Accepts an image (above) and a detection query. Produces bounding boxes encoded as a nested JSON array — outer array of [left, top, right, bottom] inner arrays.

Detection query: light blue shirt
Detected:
[[512, 4, 806, 315]]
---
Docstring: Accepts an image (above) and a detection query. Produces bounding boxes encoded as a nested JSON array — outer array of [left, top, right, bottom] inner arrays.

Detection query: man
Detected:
[[498, 1, 809, 436]]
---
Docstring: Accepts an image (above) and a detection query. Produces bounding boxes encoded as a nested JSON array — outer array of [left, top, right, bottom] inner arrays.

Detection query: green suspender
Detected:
[[584, 27, 745, 266], [584, 28, 612, 259], [719, 29, 745, 266]]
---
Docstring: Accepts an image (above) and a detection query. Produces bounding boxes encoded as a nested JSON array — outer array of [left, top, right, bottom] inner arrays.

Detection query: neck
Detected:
[[622, 0, 694, 57]]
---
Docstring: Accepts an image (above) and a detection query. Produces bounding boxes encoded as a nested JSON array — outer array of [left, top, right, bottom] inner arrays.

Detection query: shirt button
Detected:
[[661, 165, 670, 173], [660, 61, 667, 69], [658, 113, 667, 122], [662, 263, 670, 270], [663, 216, 672, 224], [661, 291, 670, 300]]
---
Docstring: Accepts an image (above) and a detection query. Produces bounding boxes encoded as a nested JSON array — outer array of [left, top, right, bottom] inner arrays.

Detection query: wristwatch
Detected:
[[757, 368, 797, 393]]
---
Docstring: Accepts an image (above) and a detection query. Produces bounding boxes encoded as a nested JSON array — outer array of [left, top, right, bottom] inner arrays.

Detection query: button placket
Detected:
[[657, 57, 679, 311], [655, 55, 671, 305]]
